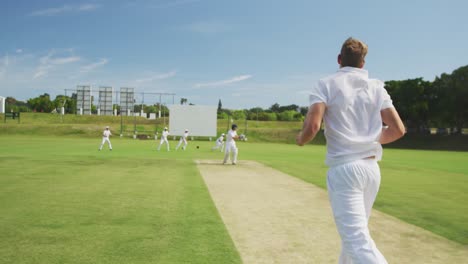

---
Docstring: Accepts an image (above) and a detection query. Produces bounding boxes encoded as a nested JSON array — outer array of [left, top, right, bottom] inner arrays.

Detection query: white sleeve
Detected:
[[380, 86, 394, 110], [309, 80, 327, 106]]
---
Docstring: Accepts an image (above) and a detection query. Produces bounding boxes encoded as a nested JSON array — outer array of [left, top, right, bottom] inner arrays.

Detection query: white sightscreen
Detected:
[[168, 105, 217, 137], [120, 87, 134, 116], [0, 96, 5, 113], [99, 87, 113, 116], [76, 85, 91, 115]]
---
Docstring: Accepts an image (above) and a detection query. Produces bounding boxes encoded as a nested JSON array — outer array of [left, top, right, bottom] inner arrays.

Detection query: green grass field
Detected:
[[0, 136, 241, 264], [0, 134, 467, 263]]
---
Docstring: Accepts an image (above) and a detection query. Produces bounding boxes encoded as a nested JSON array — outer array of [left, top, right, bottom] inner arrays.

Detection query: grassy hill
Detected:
[[1, 113, 466, 150]]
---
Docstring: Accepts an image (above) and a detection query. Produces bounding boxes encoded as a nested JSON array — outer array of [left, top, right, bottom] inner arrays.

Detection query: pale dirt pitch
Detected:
[[196, 160, 468, 264]]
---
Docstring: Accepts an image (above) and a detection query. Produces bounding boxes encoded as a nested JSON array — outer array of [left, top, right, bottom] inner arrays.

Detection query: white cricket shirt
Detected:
[[103, 130, 111, 138], [309, 67, 394, 166], [162, 130, 169, 139], [226, 130, 237, 146]]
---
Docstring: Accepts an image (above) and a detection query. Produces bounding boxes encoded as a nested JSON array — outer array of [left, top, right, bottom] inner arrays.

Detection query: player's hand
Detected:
[[296, 132, 304, 146]]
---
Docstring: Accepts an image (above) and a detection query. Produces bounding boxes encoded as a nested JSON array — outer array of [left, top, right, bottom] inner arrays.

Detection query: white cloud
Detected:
[[50, 56, 81, 65], [30, 6, 72, 16], [153, 0, 200, 9], [30, 4, 99, 16], [34, 51, 81, 79], [80, 58, 109, 74], [136, 71, 177, 83], [33, 66, 51, 79], [194, 75, 252, 88], [78, 4, 100, 11], [16, 49, 23, 54]]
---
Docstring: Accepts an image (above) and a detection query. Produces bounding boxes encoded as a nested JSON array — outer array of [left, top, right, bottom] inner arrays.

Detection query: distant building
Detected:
[[0, 96, 5, 113]]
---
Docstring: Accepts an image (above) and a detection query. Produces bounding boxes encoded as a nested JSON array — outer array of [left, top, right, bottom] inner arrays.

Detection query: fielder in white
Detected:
[[212, 133, 225, 152], [99, 126, 113, 151], [223, 124, 239, 165], [175, 129, 189, 151], [157, 127, 170, 151], [297, 37, 405, 264]]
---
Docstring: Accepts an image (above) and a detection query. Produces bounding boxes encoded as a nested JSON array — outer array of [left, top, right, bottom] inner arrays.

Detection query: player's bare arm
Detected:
[[380, 107, 405, 144], [296, 103, 326, 146]]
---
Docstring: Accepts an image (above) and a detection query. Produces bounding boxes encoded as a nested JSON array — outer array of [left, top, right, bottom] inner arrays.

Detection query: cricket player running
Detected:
[[99, 126, 112, 151], [212, 133, 225, 152], [296, 37, 405, 264], [157, 127, 170, 151], [223, 125, 239, 165], [175, 129, 189, 151]]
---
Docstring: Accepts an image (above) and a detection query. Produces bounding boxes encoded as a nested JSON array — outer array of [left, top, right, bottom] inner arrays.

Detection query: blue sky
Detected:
[[1, 0, 467, 109]]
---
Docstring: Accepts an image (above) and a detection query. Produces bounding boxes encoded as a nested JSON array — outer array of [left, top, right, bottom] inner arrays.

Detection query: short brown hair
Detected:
[[340, 37, 368, 68]]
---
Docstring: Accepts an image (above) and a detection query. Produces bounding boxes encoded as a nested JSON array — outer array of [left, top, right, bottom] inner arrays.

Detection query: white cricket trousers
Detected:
[[99, 137, 112, 150], [223, 143, 238, 164], [327, 159, 387, 264], [158, 138, 170, 151], [212, 141, 224, 152], [176, 138, 187, 150]]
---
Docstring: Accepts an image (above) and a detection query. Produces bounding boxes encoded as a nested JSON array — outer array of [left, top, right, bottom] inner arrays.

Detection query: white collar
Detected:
[[339, 66, 368, 77]]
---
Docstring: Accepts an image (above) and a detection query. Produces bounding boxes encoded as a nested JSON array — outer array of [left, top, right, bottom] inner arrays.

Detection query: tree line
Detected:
[[3, 65, 467, 132], [5, 93, 76, 114], [385, 65, 467, 133], [217, 99, 306, 122]]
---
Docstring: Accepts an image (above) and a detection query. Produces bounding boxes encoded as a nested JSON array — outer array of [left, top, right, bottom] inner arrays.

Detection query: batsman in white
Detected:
[[157, 127, 170, 151], [223, 124, 239, 165], [297, 37, 405, 264], [211, 133, 225, 152], [175, 129, 189, 151], [98, 126, 112, 151]]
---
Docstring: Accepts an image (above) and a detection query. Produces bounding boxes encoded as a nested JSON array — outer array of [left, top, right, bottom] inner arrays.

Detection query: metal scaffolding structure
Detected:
[[64, 87, 175, 116], [119, 87, 135, 116]]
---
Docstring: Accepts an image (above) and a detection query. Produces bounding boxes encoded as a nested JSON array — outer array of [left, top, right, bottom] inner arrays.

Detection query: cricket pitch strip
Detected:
[[196, 160, 468, 264]]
